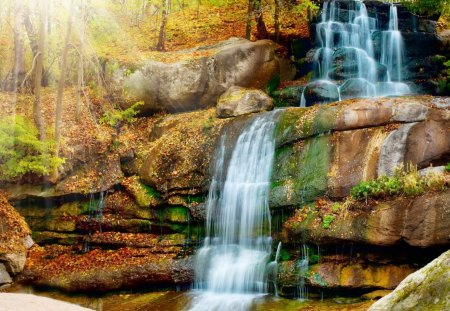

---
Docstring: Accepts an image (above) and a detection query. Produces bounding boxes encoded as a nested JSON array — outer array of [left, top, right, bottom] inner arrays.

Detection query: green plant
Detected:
[[445, 163, 450, 172], [100, 101, 144, 127], [322, 214, 335, 229], [0, 116, 64, 181], [400, 0, 448, 18], [350, 164, 448, 201], [331, 202, 340, 212]]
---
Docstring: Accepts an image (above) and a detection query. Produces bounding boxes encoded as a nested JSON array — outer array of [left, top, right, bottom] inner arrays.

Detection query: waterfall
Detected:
[[295, 244, 309, 301], [302, 0, 410, 106], [378, 4, 411, 96], [189, 111, 280, 311]]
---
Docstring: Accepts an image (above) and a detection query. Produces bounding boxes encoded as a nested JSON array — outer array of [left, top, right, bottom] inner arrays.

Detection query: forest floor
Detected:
[[89, 0, 311, 65]]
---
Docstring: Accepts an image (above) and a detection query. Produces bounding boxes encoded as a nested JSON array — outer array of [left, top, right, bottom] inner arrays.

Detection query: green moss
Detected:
[[274, 105, 337, 147], [157, 206, 189, 223]]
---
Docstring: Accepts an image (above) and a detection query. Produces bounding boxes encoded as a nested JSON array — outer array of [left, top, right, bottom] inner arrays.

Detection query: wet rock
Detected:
[[272, 85, 304, 107], [339, 78, 376, 100], [123, 38, 279, 114], [368, 250, 450, 311], [216, 86, 274, 118], [302, 81, 340, 106]]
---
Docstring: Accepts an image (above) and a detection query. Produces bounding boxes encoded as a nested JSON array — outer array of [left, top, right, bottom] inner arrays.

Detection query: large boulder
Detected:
[[216, 86, 274, 118], [123, 38, 279, 114], [368, 250, 450, 311]]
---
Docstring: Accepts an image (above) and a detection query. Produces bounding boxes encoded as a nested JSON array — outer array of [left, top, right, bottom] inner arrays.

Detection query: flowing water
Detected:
[[189, 111, 281, 311], [301, 0, 410, 107]]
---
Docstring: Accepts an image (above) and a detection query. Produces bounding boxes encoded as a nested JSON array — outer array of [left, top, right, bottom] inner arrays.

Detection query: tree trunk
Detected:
[[76, 0, 86, 122], [254, 0, 268, 39], [12, 0, 26, 92], [156, 0, 169, 51], [55, 0, 75, 160], [245, 0, 253, 39], [274, 0, 280, 43], [34, 0, 46, 141]]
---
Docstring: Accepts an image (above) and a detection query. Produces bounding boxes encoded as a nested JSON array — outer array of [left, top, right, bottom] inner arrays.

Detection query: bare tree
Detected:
[[55, 0, 75, 158], [245, 0, 253, 39], [11, 0, 26, 92], [274, 0, 280, 43], [156, 0, 170, 51], [34, 0, 46, 141], [76, 0, 86, 122]]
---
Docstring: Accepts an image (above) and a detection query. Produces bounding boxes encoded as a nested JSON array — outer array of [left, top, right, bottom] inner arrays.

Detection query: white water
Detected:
[[190, 111, 280, 311], [302, 0, 410, 106], [296, 244, 309, 301]]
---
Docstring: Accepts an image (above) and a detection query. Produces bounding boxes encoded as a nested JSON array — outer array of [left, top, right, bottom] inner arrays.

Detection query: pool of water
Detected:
[[6, 286, 375, 311]]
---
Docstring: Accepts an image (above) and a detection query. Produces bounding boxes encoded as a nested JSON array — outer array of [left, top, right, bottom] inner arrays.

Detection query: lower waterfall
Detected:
[[189, 111, 281, 311]]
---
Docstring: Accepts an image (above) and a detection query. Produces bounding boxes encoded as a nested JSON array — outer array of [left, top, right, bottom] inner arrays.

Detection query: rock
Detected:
[[0, 194, 30, 276], [378, 123, 417, 177], [281, 190, 450, 247], [272, 85, 304, 107], [216, 86, 274, 118], [22, 247, 194, 292], [302, 80, 340, 106], [121, 176, 161, 208], [339, 78, 376, 100], [138, 109, 231, 194], [361, 290, 392, 300], [0, 263, 12, 286], [123, 38, 279, 114], [368, 250, 450, 311], [0, 293, 94, 311]]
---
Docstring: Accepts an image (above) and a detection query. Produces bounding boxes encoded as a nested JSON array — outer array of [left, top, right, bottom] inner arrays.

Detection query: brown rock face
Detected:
[[281, 190, 450, 248], [138, 109, 232, 194], [123, 38, 279, 114]]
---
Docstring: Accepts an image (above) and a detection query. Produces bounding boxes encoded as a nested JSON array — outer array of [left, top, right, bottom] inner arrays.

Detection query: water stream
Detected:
[[301, 0, 410, 107], [189, 111, 281, 311]]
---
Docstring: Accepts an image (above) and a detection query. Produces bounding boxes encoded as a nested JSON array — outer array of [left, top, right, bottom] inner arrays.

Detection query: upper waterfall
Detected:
[[189, 111, 281, 310], [301, 0, 411, 107]]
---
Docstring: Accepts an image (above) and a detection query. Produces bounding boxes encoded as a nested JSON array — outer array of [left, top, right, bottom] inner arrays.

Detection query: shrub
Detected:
[[99, 101, 144, 127], [350, 164, 447, 201], [0, 116, 64, 181], [322, 214, 335, 229]]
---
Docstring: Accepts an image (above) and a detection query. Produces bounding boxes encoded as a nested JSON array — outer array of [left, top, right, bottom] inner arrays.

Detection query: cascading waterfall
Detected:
[[189, 111, 280, 311], [301, 0, 410, 107]]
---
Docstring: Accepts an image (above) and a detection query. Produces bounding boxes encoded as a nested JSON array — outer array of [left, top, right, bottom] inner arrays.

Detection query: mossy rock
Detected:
[[275, 105, 337, 147], [270, 136, 332, 208], [272, 85, 304, 108], [122, 176, 162, 208], [157, 206, 189, 224]]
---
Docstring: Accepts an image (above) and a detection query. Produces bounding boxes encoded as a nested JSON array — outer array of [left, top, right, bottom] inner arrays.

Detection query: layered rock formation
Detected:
[[3, 95, 449, 296]]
